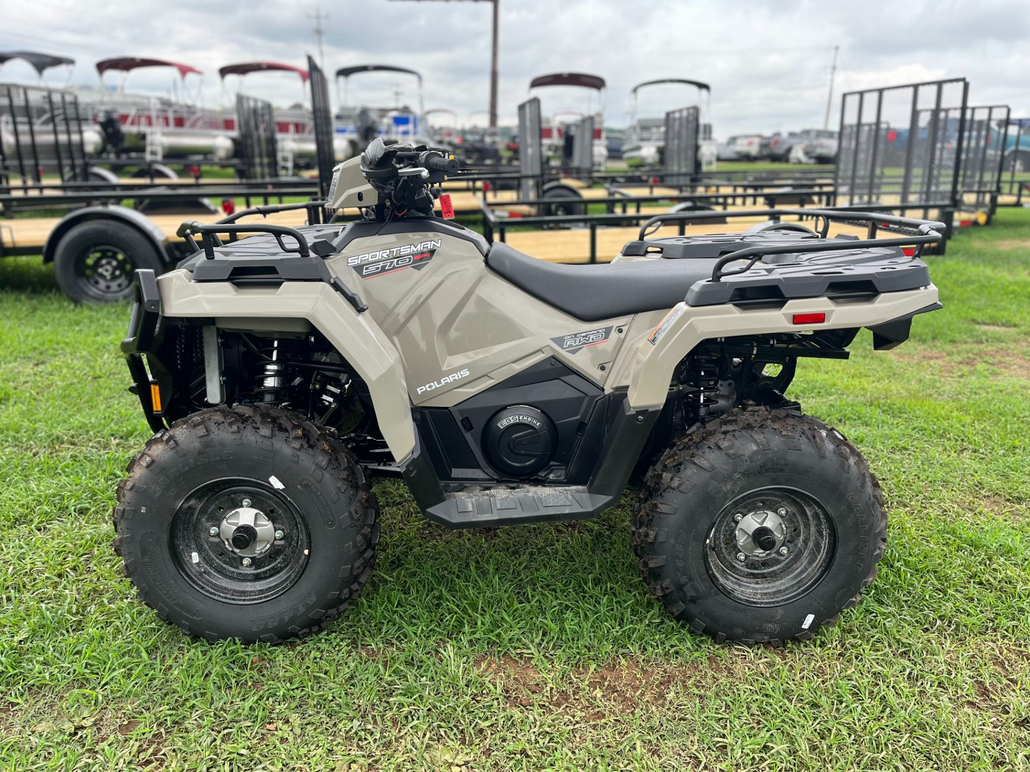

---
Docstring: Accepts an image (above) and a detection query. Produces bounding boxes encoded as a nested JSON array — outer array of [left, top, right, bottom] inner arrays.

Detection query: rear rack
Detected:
[[636, 208, 946, 282]]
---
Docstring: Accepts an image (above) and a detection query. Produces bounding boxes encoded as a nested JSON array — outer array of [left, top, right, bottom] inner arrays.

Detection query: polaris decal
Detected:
[[416, 368, 470, 395], [551, 326, 613, 354], [347, 239, 441, 279]]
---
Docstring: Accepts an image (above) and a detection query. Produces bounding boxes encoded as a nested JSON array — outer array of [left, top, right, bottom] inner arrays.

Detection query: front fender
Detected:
[[156, 271, 418, 463]]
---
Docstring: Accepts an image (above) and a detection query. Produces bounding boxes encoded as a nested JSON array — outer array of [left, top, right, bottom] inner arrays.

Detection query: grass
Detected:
[[1, 211, 1030, 770]]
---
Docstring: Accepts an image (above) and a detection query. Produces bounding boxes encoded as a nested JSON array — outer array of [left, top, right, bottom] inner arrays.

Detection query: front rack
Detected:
[[176, 221, 311, 259], [636, 209, 946, 282]]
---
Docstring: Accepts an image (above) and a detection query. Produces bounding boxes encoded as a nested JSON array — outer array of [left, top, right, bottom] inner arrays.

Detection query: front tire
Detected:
[[633, 408, 886, 644], [113, 405, 379, 643]]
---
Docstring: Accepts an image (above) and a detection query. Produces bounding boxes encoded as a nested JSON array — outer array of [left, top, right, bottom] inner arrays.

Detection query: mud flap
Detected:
[[868, 301, 943, 350]]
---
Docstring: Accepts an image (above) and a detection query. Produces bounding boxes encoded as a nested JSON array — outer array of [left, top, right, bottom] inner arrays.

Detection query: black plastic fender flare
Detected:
[[43, 205, 170, 265]]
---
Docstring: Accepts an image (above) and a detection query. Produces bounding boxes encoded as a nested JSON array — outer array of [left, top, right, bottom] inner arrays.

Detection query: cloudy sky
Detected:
[[2, 0, 1029, 137]]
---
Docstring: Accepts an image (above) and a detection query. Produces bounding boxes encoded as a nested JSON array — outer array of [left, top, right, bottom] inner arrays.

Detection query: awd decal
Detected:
[[416, 368, 470, 395], [551, 326, 613, 354], [347, 239, 442, 279]]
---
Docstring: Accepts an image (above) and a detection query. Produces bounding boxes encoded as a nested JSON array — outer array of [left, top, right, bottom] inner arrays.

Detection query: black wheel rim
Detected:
[[704, 486, 836, 607], [170, 478, 310, 604], [74, 244, 135, 298]]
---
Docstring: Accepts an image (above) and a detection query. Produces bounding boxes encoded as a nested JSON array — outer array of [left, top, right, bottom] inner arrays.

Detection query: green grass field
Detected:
[[1, 211, 1029, 770]]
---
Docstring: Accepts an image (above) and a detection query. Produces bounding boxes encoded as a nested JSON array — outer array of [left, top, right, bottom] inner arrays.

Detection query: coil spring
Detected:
[[254, 340, 285, 403]]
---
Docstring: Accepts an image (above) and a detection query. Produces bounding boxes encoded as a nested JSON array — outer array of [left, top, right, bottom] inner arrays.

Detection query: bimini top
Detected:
[[631, 78, 710, 95], [0, 51, 74, 75], [96, 57, 202, 78], [530, 73, 606, 91], [219, 62, 309, 84], [335, 64, 422, 85]]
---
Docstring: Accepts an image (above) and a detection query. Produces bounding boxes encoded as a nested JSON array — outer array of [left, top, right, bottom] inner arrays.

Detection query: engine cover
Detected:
[[483, 406, 557, 478]]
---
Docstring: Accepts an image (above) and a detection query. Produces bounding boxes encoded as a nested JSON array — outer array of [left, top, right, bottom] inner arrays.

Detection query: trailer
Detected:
[[0, 64, 348, 302]]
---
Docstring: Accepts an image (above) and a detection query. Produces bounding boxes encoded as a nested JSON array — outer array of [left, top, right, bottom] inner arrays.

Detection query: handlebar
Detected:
[[423, 152, 460, 175]]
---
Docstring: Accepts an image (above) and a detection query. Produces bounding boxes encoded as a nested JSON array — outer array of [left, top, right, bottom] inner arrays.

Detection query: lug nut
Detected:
[[242, 557, 252, 567], [209, 526, 219, 537], [736, 552, 746, 562], [777, 507, 787, 516], [242, 499, 252, 507], [733, 513, 743, 522], [274, 530, 284, 540], [778, 547, 789, 557]]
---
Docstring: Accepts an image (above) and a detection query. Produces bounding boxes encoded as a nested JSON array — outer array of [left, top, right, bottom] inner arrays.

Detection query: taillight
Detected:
[[793, 313, 826, 325], [902, 247, 916, 257], [221, 199, 235, 215]]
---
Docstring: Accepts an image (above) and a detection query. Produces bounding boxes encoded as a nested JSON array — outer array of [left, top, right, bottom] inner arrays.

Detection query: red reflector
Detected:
[[221, 198, 235, 215], [483, 181, 491, 192], [902, 247, 915, 257], [957, 219, 973, 227], [439, 194, 455, 219], [793, 313, 826, 325]]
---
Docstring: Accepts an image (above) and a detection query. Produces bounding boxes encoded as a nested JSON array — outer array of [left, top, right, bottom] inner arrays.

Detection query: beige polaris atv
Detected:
[[115, 138, 942, 644]]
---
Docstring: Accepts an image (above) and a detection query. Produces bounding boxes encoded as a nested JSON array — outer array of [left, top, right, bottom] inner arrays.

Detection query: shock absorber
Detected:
[[256, 340, 285, 403]]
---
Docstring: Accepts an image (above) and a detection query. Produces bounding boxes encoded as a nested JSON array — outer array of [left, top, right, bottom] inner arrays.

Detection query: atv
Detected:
[[114, 137, 943, 644]]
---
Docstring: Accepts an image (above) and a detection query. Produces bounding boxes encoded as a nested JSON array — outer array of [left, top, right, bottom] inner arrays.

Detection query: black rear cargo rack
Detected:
[[636, 208, 945, 282]]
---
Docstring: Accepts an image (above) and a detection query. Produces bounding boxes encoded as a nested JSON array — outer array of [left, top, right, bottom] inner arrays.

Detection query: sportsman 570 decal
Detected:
[[347, 240, 442, 279]]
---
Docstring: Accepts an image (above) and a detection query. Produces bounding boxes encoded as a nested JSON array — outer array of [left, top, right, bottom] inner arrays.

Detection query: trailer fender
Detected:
[[43, 206, 169, 264]]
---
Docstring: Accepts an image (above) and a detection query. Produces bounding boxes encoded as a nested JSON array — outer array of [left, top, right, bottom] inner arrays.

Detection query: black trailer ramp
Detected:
[[958, 104, 1009, 215], [664, 106, 699, 187], [307, 55, 336, 201], [570, 115, 594, 177], [835, 78, 968, 209], [518, 97, 543, 200], [0, 84, 88, 187], [235, 94, 278, 181]]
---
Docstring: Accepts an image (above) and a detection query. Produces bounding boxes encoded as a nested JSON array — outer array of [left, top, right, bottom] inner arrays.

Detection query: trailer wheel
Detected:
[[633, 408, 886, 645], [539, 185, 585, 217], [53, 220, 164, 303]]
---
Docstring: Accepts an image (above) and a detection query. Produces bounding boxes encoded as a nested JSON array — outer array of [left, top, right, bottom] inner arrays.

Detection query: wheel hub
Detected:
[[734, 510, 787, 557], [218, 506, 276, 557]]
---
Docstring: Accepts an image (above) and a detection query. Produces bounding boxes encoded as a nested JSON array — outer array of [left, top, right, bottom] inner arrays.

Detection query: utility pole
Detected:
[[390, 0, 500, 127], [488, 0, 498, 128], [309, 7, 329, 74], [824, 45, 839, 130]]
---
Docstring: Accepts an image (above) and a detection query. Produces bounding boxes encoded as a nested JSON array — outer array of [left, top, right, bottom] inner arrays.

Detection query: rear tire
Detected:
[[53, 220, 164, 303], [113, 405, 380, 643], [633, 408, 886, 644]]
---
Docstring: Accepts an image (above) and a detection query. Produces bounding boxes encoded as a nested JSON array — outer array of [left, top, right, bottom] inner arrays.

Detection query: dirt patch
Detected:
[[892, 347, 1030, 380], [976, 323, 1017, 333], [990, 239, 1030, 251]]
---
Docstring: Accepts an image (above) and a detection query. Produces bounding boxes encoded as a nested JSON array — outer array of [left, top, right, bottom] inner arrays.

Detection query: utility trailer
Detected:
[[834, 78, 968, 237], [1, 61, 343, 303]]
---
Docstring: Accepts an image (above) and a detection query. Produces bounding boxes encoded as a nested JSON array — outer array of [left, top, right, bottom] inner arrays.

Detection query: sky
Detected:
[[1, 0, 1029, 138]]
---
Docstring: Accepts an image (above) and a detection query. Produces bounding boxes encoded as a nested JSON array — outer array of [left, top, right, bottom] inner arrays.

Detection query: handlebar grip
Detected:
[[424, 153, 460, 175]]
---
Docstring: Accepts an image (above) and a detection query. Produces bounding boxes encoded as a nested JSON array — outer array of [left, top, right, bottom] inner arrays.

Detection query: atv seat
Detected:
[[486, 242, 715, 322]]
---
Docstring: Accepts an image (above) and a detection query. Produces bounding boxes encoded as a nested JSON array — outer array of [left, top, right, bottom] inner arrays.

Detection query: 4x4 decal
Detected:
[[551, 326, 613, 354], [346, 240, 441, 279]]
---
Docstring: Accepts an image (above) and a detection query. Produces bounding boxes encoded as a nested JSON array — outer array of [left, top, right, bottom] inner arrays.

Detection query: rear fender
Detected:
[[156, 270, 418, 463], [620, 288, 940, 409], [43, 205, 169, 264]]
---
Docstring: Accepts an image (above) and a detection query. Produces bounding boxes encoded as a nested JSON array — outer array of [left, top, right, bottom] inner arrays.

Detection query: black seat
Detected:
[[486, 242, 715, 321]]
